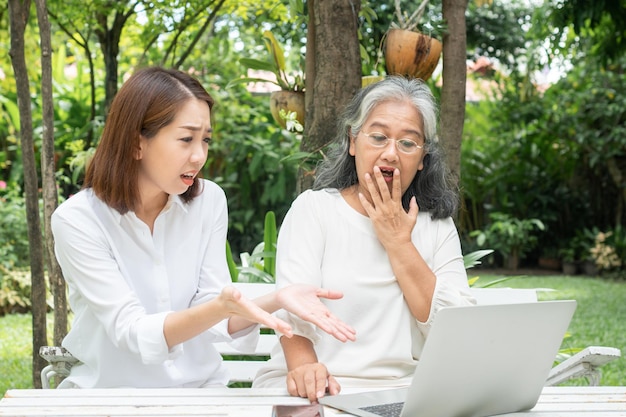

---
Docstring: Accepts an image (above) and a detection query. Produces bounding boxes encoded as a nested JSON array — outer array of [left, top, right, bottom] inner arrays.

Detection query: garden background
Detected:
[[1, 0, 625, 390]]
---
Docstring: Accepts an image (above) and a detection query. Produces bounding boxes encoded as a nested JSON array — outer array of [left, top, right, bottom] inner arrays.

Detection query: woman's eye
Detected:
[[398, 139, 417, 149], [204, 137, 212, 144], [372, 134, 387, 143], [181, 137, 193, 143]]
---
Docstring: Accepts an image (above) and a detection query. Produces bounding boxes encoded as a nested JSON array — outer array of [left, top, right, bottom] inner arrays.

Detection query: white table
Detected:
[[2, 386, 626, 416]]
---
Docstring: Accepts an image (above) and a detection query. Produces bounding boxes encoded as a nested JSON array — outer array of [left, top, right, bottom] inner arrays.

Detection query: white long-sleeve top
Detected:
[[254, 188, 474, 389], [51, 179, 257, 388]]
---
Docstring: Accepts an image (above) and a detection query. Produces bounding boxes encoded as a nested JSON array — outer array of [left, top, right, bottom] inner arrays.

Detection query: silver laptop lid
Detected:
[[402, 300, 576, 417], [320, 300, 577, 417]]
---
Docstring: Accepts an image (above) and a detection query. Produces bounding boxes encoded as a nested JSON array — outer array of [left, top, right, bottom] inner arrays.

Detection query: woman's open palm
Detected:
[[276, 284, 356, 342]]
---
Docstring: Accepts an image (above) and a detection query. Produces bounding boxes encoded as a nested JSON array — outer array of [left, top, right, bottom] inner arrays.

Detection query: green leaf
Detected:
[[263, 211, 277, 278], [464, 249, 494, 269], [239, 58, 276, 72], [225, 241, 239, 282], [0, 96, 20, 131], [262, 30, 286, 74], [227, 76, 279, 89], [238, 267, 275, 283]]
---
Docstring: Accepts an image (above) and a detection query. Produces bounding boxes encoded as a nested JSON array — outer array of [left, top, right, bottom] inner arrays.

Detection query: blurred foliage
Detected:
[[0, 270, 32, 316], [0, 185, 30, 272], [547, 0, 626, 63], [460, 1, 626, 269], [466, 0, 534, 71], [1, 0, 626, 278]]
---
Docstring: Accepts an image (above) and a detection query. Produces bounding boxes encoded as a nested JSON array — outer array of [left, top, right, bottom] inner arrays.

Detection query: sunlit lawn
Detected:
[[473, 273, 626, 386], [0, 313, 35, 393], [1, 274, 624, 394]]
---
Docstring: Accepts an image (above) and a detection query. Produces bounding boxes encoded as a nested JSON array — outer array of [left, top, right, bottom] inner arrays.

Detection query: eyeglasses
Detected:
[[360, 131, 424, 154]]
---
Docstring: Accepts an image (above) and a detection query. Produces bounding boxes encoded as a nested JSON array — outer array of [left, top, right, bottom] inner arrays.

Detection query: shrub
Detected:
[[470, 212, 545, 269], [0, 269, 31, 316], [0, 184, 30, 271]]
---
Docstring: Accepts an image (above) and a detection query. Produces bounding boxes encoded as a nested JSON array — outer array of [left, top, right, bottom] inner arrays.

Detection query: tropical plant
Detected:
[[0, 270, 32, 316], [470, 212, 545, 269], [229, 30, 305, 92], [226, 211, 277, 283], [0, 184, 30, 271], [463, 249, 494, 270], [588, 226, 626, 273], [392, 0, 431, 32], [389, 0, 452, 35], [558, 247, 576, 264], [463, 249, 515, 288]]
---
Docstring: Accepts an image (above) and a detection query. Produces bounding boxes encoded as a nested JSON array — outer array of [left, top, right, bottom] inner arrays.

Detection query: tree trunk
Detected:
[[95, 8, 132, 113], [301, 0, 362, 191], [35, 0, 68, 347], [8, 0, 48, 389], [441, 0, 468, 202], [606, 156, 625, 226]]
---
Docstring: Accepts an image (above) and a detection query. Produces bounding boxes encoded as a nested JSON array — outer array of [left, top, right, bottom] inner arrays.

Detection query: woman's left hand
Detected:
[[276, 284, 356, 342]]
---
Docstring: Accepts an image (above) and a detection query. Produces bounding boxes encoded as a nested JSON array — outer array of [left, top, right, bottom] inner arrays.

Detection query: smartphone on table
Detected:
[[272, 403, 325, 417]]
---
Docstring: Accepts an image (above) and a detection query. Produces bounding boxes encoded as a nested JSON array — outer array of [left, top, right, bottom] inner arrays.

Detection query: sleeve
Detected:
[[52, 203, 174, 364], [273, 191, 326, 343], [415, 217, 476, 333]]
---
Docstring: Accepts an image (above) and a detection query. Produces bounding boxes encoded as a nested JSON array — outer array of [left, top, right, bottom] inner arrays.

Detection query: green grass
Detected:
[[475, 274, 626, 386], [0, 313, 35, 393], [1, 275, 624, 394]]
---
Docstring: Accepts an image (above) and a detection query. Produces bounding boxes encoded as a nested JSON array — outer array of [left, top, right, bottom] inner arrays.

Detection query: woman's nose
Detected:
[[380, 139, 399, 161], [190, 142, 208, 164]]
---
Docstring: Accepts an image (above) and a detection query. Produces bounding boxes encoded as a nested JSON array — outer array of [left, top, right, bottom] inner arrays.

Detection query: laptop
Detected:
[[319, 300, 577, 417]]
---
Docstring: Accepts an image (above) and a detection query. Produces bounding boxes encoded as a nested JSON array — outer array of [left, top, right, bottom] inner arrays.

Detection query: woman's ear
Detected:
[[135, 136, 144, 160], [348, 128, 357, 157]]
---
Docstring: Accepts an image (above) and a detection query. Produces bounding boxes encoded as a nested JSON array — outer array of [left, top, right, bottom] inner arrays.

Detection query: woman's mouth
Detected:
[[181, 173, 195, 186], [378, 167, 395, 183]]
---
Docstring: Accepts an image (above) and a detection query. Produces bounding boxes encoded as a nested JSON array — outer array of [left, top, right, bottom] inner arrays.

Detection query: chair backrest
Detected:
[[469, 287, 539, 305]]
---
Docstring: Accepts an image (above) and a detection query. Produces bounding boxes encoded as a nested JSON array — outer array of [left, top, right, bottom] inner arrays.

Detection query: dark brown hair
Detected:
[[83, 67, 215, 214]]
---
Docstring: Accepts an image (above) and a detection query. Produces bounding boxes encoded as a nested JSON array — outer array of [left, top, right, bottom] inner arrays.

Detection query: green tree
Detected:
[[548, 0, 626, 63]]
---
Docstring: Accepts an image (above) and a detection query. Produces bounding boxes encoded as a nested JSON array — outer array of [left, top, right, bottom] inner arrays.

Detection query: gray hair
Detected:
[[313, 76, 458, 219]]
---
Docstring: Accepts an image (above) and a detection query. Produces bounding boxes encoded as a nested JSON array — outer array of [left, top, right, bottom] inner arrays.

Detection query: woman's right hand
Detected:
[[286, 362, 341, 402], [276, 284, 356, 342], [219, 286, 293, 337]]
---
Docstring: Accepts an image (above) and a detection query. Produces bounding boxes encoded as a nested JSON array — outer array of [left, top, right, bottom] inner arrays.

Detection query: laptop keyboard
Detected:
[[360, 402, 405, 417]]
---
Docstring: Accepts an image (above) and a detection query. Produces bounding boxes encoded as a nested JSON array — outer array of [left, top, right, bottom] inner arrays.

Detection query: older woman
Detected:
[[253, 76, 475, 400]]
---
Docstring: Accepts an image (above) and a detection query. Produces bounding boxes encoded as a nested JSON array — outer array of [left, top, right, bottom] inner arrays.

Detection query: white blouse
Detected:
[[254, 189, 475, 389], [51, 179, 257, 388]]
